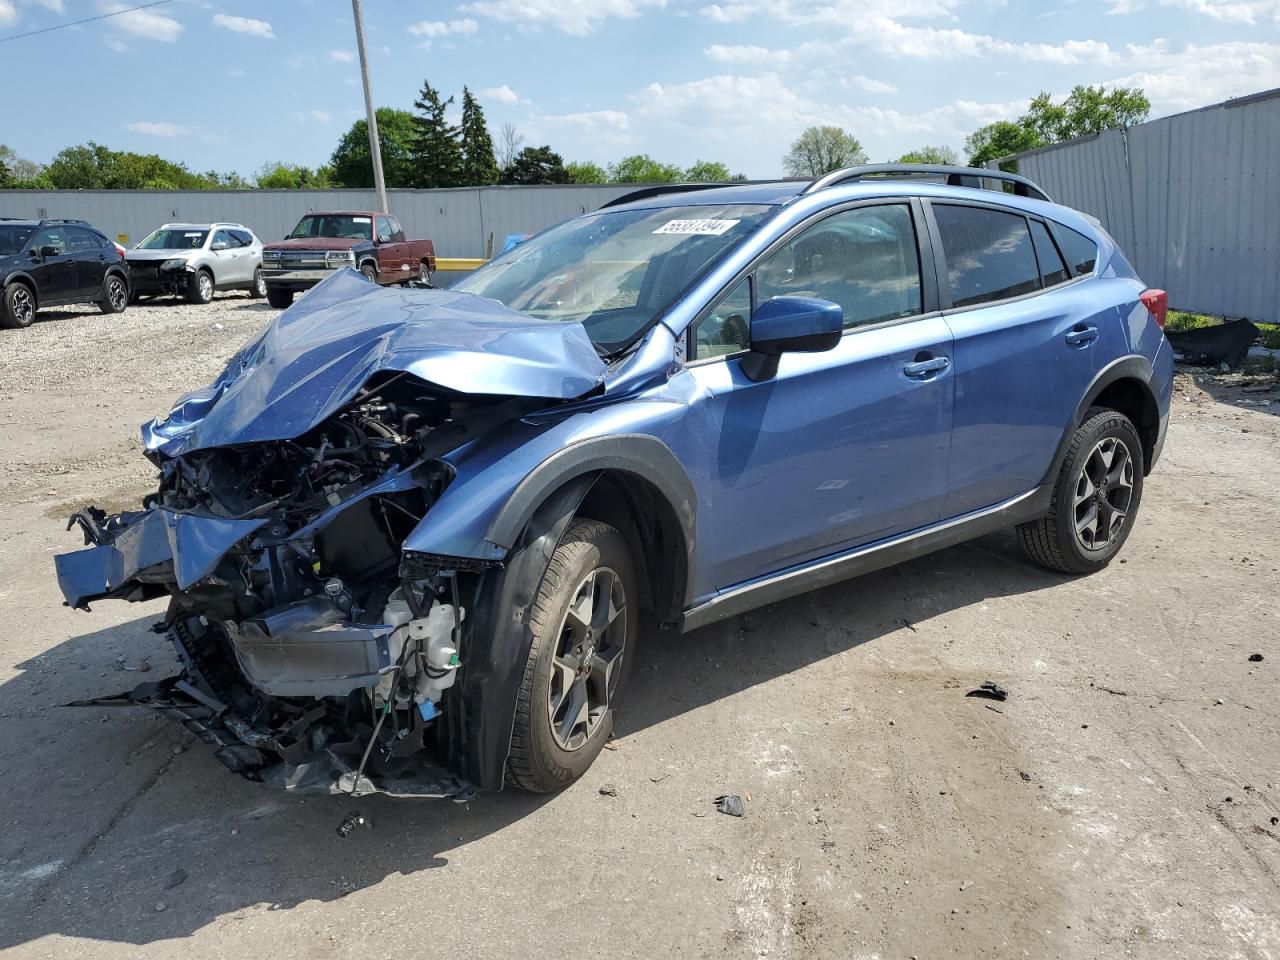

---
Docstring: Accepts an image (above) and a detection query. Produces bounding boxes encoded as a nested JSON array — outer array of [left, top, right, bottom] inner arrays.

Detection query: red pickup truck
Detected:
[[260, 210, 437, 308]]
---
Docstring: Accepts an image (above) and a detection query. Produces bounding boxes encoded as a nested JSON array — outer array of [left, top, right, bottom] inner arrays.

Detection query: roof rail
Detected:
[[598, 183, 734, 209], [804, 164, 1051, 202], [40, 217, 91, 225]]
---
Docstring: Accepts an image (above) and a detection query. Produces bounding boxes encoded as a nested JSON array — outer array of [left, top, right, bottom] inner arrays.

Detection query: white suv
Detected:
[[125, 223, 266, 304]]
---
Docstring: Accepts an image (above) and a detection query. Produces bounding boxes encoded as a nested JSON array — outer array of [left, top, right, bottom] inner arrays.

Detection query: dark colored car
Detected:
[[260, 211, 437, 309], [0, 218, 129, 329], [56, 165, 1172, 801]]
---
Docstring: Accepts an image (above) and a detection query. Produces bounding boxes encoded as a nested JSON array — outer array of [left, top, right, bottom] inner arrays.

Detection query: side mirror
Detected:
[[741, 295, 843, 381], [211, 240, 229, 251], [39, 245, 59, 260], [27, 247, 41, 262]]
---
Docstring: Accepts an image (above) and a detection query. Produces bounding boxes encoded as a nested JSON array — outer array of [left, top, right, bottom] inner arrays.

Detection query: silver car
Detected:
[[125, 223, 266, 304]]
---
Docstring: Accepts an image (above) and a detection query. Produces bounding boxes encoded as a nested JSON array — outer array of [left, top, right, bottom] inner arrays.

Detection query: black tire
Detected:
[[1, 282, 37, 329], [98, 274, 128, 314], [266, 286, 294, 309], [1017, 407, 1145, 575], [359, 262, 378, 283], [248, 268, 267, 299], [417, 260, 431, 285], [186, 269, 214, 305], [506, 518, 637, 793]]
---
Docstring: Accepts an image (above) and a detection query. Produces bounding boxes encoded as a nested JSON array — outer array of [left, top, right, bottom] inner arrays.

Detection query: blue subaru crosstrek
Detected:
[[56, 165, 1172, 799]]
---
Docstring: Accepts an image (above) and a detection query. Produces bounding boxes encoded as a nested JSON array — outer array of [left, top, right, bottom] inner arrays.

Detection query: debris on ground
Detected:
[[965, 681, 1008, 702], [1248, 653, 1264, 662], [714, 794, 746, 817], [603, 739, 620, 751], [335, 811, 368, 838], [1018, 771, 1032, 782], [599, 783, 618, 797], [164, 868, 187, 889]]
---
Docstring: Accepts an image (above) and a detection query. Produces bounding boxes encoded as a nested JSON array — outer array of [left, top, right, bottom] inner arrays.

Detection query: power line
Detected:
[[0, 0, 176, 44]]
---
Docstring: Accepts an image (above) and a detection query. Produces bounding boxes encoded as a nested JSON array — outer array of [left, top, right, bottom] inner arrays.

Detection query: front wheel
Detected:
[[186, 269, 214, 304], [265, 286, 294, 309], [98, 275, 128, 314], [506, 519, 637, 793], [359, 262, 378, 283], [1017, 408, 1145, 574], [2, 283, 37, 328], [248, 268, 267, 298]]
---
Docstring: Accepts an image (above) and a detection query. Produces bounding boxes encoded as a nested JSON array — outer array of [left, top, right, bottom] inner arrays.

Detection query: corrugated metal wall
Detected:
[[996, 88, 1280, 322], [0, 184, 637, 258]]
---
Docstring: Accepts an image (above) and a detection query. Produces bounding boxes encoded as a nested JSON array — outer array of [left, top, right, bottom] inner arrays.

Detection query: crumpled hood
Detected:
[[142, 268, 606, 457]]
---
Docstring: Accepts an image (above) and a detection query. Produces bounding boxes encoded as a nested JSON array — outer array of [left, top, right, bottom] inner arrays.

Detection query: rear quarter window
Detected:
[[1049, 222, 1098, 276], [932, 204, 1041, 308]]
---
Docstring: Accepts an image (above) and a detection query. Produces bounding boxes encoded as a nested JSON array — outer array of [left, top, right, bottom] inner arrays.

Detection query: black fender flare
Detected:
[[484, 433, 697, 599], [1037, 354, 1157, 499], [3, 271, 40, 310], [104, 265, 130, 296], [452, 474, 598, 791]]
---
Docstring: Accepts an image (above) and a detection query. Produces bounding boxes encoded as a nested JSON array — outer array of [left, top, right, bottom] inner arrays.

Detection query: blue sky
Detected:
[[1, 0, 1277, 178]]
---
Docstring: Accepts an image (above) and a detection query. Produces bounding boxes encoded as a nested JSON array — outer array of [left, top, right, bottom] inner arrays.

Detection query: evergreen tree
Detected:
[[500, 146, 570, 185], [458, 87, 499, 186], [411, 80, 462, 188]]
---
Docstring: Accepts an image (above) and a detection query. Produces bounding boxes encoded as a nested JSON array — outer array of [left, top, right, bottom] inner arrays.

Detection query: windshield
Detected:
[[0, 224, 35, 256], [454, 203, 771, 352], [138, 229, 208, 250], [288, 214, 373, 241]]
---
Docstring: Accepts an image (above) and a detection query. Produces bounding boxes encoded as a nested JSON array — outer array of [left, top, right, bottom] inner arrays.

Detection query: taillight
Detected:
[[113, 241, 127, 260], [1140, 288, 1168, 328]]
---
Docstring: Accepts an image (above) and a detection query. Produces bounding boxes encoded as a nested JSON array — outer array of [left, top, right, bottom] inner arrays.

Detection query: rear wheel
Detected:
[[186, 269, 214, 304], [2, 283, 37, 328], [417, 260, 431, 285], [266, 286, 294, 309], [1017, 408, 1145, 574], [506, 519, 637, 793], [248, 268, 267, 298], [98, 275, 128, 314]]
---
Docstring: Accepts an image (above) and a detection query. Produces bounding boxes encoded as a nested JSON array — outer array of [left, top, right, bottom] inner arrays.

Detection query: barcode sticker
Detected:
[[653, 219, 740, 236]]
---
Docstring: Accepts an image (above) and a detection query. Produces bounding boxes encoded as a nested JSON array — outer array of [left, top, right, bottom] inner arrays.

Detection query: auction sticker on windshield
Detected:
[[653, 219, 740, 236]]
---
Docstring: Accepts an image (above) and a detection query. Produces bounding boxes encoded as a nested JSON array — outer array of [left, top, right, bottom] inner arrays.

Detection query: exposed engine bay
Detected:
[[54, 272, 611, 799]]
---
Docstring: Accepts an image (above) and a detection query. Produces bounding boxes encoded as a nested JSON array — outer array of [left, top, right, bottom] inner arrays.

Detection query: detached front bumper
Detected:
[[126, 263, 195, 295]]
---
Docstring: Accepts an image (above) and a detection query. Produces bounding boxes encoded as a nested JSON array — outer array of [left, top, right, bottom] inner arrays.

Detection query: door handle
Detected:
[[1065, 324, 1099, 346], [903, 356, 950, 377]]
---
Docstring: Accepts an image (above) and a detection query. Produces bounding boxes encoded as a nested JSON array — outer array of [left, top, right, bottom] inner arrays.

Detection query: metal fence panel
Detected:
[[995, 88, 1280, 322], [0, 184, 637, 258]]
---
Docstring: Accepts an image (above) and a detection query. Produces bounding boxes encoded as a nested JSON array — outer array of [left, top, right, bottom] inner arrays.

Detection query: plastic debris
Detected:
[[1248, 653, 1264, 662], [599, 783, 618, 797], [335, 811, 369, 838], [714, 794, 746, 817], [965, 681, 1008, 702]]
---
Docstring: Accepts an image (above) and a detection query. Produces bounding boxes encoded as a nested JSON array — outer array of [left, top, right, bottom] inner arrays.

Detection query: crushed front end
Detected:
[[54, 272, 607, 799]]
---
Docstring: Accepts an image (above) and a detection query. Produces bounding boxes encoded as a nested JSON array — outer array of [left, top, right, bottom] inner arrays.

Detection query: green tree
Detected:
[[783, 126, 866, 178], [684, 159, 734, 182], [410, 80, 462, 188], [0, 154, 11, 189], [0, 144, 42, 183], [566, 160, 608, 183], [458, 87, 499, 186], [608, 154, 684, 183], [330, 108, 418, 188], [895, 145, 960, 165], [500, 146, 570, 185], [45, 142, 214, 189], [255, 162, 333, 189], [964, 120, 1044, 170], [1025, 85, 1150, 142]]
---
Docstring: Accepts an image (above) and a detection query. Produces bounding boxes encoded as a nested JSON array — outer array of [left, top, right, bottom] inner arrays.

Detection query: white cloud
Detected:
[[705, 43, 791, 64], [128, 121, 188, 137], [462, 0, 665, 35], [0, 0, 17, 27], [478, 84, 520, 104], [536, 109, 630, 130], [327, 49, 354, 62], [1107, 39, 1280, 108], [408, 17, 479, 37], [212, 14, 274, 38], [103, 1, 182, 41], [700, 0, 958, 23], [309, 110, 331, 124], [34, 0, 63, 10], [1108, 0, 1280, 22]]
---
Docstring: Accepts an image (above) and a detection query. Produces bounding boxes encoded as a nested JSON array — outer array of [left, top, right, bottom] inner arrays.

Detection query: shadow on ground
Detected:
[[0, 529, 1062, 948]]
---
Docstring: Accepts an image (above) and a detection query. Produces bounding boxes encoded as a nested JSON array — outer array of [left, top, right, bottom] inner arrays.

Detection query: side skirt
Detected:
[[680, 486, 1049, 633]]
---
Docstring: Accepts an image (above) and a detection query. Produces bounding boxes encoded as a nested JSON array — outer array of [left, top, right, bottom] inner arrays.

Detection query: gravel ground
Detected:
[[0, 299, 1278, 960]]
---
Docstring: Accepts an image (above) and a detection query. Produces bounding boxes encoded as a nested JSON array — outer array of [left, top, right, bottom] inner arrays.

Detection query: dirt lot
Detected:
[[1, 297, 1278, 960]]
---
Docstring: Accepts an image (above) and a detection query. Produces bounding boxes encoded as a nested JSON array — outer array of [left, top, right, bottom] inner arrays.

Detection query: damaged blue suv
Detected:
[[56, 166, 1173, 799]]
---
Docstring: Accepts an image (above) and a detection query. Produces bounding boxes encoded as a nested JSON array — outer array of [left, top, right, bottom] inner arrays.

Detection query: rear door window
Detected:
[[1029, 219, 1070, 287], [1049, 222, 1098, 276], [230, 229, 254, 246], [932, 204, 1041, 308], [66, 227, 98, 254]]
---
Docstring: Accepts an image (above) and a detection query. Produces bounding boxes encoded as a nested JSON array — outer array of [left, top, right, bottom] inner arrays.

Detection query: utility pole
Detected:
[[351, 0, 387, 213]]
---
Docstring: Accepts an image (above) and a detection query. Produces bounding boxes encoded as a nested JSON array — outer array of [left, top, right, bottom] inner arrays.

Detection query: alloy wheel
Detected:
[[12, 287, 34, 324], [253, 270, 266, 297], [198, 273, 213, 301], [1073, 436, 1134, 551], [547, 566, 627, 751], [108, 279, 127, 311]]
